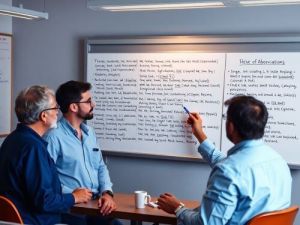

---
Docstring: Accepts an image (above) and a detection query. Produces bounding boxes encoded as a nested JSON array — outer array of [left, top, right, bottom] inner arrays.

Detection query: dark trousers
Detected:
[[61, 213, 123, 225]]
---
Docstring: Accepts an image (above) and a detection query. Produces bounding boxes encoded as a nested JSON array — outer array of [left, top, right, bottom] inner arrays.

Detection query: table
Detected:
[[71, 193, 199, 225]]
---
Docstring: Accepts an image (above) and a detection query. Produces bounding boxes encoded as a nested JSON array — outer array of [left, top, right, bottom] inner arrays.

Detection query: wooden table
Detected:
[[71, 193, 199, 225]]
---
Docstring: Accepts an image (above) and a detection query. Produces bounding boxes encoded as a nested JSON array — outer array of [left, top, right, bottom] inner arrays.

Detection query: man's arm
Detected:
[[96, 151, 116, 215], [198, 139, 226, 167], [97, 151, 113, 193], [186, 112, 207, 143], [91, 128, 113, 193], [23, 145, 74, 213], [23, 145, 92, 213], [91, 129, 116, 215], [187, 113, 226, 167], [158, 167, 238, 225]]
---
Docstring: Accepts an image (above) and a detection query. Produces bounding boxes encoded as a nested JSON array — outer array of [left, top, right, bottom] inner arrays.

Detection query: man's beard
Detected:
[[78, 108, 94, 120], [50, 119, 58, 129], [83, 113, 93, 120]]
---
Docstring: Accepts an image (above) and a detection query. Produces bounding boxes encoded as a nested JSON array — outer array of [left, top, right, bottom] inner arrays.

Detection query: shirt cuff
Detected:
[[100, 186, 113, 194], [198, 139, 215, 156], [64, 193, 75, 208], [176, 207, 187, 217]]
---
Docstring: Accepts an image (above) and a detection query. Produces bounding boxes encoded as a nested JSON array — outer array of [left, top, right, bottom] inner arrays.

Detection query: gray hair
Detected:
[[15, 85, 55, 124]]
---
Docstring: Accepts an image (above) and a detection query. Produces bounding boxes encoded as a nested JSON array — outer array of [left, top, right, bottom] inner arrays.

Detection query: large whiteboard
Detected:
[[0, 33, 12, 136], [86, 36, 300, 166]]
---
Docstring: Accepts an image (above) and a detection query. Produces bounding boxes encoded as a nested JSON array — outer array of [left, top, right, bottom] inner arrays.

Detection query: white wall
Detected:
[[0, 0, 12, 34], [0, 0, 11, 144]]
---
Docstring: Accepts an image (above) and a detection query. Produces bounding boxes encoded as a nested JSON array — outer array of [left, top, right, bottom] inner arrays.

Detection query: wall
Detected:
[[11, 0, 300, 224], [0, 0, 11, 144], [0, 0, 12, 34]]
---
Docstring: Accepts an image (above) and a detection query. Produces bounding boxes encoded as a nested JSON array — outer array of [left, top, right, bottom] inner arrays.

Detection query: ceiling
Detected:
[[87, 0, 300, 11]]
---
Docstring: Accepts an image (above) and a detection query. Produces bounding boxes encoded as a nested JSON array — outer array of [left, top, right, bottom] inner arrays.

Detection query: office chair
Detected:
[[0, 196, 23, 224], [247, 205, 299, 225]]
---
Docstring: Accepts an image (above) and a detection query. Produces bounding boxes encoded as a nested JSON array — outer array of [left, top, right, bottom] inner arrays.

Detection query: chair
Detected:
[[247, 206, 299, 225], [0, 196, 23, 224]]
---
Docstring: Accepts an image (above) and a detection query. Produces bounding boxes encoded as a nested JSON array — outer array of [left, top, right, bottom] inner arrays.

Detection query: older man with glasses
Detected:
[[0, 85, 92, 225], [44, 80, 120, 225]]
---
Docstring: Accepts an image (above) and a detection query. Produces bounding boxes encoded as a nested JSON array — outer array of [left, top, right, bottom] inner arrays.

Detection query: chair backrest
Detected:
[[0, 196, 23, 224], [247, 206, 299, 225]]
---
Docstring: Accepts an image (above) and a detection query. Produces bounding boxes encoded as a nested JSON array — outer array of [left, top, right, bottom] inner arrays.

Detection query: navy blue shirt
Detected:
[[0, 124, 75, 225]]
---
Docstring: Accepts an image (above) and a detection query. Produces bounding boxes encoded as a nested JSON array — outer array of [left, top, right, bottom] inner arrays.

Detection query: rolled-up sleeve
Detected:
[[176, 166, 238, 225], [198, 139, 226, 167]]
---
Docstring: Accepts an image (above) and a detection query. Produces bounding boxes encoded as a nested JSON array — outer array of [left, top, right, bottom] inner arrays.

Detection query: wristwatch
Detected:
[[174, 202, 185, 214], [102, 190, 114, 198]]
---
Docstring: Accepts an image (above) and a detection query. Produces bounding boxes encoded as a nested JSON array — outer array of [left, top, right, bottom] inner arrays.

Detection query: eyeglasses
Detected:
[[73, 98, 93, 105], [40, 105, 60, 113]]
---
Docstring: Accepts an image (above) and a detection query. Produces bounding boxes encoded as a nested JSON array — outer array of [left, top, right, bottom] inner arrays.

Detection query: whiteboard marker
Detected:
[[183, 105, 190, 114]]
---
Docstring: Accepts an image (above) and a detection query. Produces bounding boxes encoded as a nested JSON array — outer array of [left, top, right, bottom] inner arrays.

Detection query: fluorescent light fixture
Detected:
[[101, 2, 224, 11], [0, 4, 48, 20], [240, 0, 300, 5]]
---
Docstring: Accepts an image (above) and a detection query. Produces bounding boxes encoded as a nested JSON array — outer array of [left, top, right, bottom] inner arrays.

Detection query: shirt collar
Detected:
[[60, 117, 89, 137], [227, 139, 263, 156], [17, 123, 48, 146]]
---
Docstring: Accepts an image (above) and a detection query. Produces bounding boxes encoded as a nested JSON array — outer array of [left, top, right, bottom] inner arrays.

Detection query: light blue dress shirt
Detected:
[[44, 117, 113, 194], [177, 139, 292, 225]]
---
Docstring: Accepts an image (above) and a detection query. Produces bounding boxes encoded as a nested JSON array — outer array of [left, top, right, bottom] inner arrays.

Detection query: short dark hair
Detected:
[[225, 95, 268, 140], [56, 80, 92, 113]]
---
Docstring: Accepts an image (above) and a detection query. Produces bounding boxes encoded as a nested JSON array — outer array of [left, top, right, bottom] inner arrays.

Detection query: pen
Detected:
[[183, 105, 190, 114]]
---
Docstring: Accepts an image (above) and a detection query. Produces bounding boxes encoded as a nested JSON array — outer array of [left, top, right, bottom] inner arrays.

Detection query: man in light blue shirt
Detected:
[[44, 80, 119, 225], [157, 95, 292, 225]]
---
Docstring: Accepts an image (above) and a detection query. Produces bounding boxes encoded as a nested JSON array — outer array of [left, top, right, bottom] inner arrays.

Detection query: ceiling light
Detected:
[[101, 2, 224, 12], [240, 0, 300, 5], [0, 4, 48, 20]]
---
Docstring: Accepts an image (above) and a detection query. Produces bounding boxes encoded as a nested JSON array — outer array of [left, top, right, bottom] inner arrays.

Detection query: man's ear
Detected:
[[40, 111, 47, 123], [227, 121, 241, 143], [227, 120, 237, 140], [69, 103, 78, 113], [227, 121, 235, 133]]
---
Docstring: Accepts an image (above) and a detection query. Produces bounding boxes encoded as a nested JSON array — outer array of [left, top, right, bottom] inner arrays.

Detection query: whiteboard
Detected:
[[0, 33, 12, 136], [85, 35, 300, 166]]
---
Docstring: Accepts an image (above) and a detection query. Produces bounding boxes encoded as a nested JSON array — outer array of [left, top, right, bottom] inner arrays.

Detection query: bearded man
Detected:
[[44, 81, 120, 225]]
